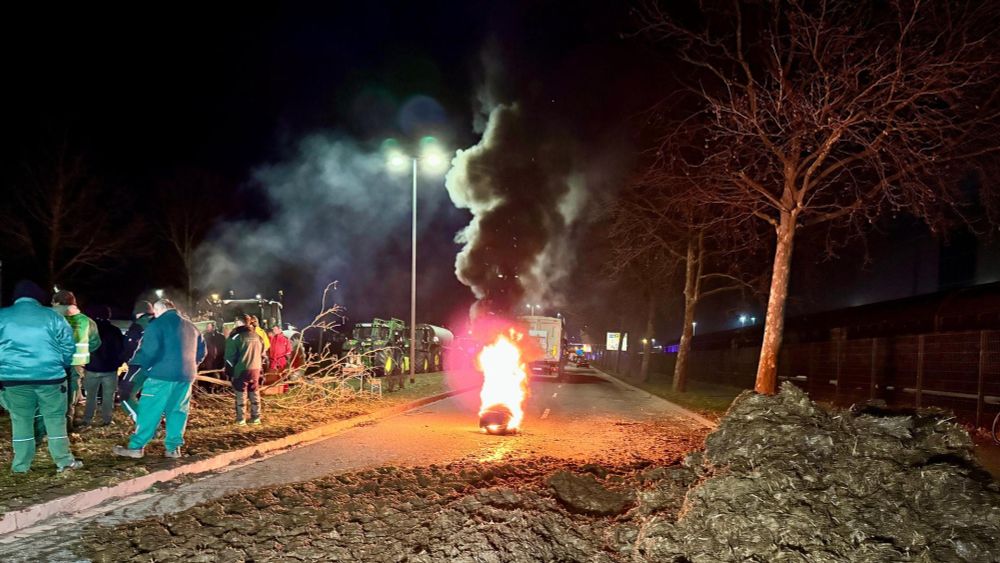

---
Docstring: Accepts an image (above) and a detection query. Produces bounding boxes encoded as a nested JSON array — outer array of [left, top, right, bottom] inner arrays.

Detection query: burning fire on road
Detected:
[[477, 331, 529, 435]]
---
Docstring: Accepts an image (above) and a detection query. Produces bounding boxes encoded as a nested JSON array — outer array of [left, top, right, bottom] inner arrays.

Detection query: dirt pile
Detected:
[[639, 382, 1000, 562], [80, 458, 674, 563], [78, 386, 1000, 562]]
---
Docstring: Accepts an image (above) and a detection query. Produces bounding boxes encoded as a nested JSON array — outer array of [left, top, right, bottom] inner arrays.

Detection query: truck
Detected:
[[412, 323, 454, 373], [519, 315, 565, 380]]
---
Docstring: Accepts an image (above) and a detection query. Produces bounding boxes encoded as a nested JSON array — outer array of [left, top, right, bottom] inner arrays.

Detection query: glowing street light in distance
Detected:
[[155, 289, 164, 299], [387, 150, 410, 172], [420, 144, 450, 174]]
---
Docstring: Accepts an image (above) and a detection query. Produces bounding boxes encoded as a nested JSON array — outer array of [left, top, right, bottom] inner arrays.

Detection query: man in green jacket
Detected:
[[225, 315, 264, 425], [52, 290, 101, 430], [113, 299, 205, 459], [0, 281, 83, 473]]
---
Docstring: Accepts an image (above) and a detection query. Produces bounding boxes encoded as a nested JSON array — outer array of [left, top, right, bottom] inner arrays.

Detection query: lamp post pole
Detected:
[[409, 158, 418, 384]]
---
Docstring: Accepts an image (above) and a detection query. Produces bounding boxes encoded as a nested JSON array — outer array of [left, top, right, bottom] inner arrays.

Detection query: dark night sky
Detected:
[[0, 2, 665, 330], [3, 3, 993, 338]]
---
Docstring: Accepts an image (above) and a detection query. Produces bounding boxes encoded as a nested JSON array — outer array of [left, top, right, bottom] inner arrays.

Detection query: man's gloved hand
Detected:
[[116, 362, 129, 377]]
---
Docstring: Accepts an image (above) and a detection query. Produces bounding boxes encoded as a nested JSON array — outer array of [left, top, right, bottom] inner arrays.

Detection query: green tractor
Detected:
[[345, 318, 408, 390], [344, 319, 454, 390]]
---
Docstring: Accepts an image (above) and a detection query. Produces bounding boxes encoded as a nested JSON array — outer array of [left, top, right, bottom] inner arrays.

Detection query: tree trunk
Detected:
[[673, 236, 699, 392], [755, 212, 796, 394], [639, 295, 656, 382]]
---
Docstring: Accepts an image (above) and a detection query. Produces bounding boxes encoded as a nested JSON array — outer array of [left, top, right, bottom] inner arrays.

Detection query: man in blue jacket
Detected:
[[0, 280, 82, 473], [113, 299, 205, 459]]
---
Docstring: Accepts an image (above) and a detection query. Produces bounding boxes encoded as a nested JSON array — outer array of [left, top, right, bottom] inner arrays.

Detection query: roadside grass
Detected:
[[638, 378, 746, 418], [603, 369, 746, 420], [0, 371, 451, 517]]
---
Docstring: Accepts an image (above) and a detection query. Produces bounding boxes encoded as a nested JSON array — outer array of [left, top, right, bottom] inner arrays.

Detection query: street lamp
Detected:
[[155, 289, 164, 299], [751, 316, 757, 325], [739, 314, 748, 327], [692, 321, 697, 335], [386, 137, 451, 384]]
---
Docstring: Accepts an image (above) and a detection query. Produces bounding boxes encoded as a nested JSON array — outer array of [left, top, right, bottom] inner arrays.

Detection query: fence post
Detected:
[[916, 335, 925, 408], [977, 330, 987, 428], [870, 338, 878, 400]]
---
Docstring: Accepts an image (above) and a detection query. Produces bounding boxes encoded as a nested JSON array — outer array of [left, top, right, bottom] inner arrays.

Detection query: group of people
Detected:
[[0, 279, 291, 473]]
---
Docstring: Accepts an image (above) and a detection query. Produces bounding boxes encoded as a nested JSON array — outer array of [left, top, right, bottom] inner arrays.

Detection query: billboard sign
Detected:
[[606, 332, 621, 351]]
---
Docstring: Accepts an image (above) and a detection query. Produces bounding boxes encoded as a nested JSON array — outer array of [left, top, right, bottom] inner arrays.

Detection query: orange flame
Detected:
[[477, 331, 529, 431]]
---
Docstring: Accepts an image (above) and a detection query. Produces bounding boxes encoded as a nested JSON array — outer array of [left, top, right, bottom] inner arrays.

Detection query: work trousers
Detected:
[[83, 370, 116, 425], [0, 383, 75, 472], [232, 369, 261, 422], [67, 365, 86, 426], [127, 378, 192, 452]]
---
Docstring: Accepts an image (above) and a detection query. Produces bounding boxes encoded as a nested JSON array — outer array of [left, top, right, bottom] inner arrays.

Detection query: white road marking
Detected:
[[541, 408, 551, 419]]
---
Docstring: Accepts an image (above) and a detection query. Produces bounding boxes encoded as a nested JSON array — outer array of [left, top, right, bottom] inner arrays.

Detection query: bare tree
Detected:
[[0, 142, 139, 287], [604, 253, 669, 382], [155, 168, 227, 309], [610, 170, 758, 390], [642, 0, 1000, 393]]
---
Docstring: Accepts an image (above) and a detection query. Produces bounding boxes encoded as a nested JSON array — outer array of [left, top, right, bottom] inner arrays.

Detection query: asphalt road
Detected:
[[0, 366, 709, 562]]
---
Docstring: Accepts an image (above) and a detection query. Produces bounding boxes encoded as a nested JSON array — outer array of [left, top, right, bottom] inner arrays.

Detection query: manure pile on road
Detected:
[[81, 384, 1000, 562], [638, 383, 1000, 562]]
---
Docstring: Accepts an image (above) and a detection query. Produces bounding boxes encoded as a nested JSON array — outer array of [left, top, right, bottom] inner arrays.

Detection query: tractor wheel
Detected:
[[433, 351, 442, 372]]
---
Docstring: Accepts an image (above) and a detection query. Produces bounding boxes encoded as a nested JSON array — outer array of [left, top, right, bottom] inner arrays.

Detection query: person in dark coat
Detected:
[[82, 306, 124, 427], [199, 321, 227, 376], [119, 300, 154, 421], [121, 301, 153, 363]]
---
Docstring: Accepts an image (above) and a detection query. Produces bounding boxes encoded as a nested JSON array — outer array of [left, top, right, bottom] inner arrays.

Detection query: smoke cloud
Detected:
[[445, 102, 588, 318], [195, 134, 453, 326]]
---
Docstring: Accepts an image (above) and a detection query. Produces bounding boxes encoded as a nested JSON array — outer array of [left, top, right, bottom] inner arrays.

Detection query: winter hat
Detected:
[[12, 280, 48, 304], [52, 290, 77, 307]]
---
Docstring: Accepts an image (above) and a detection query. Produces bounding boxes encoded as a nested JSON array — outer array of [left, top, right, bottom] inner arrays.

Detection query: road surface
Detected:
[[0, 366, 709, 562]]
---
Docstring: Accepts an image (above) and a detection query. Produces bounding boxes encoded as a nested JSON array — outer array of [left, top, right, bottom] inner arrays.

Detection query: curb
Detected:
[[0, 385, 476, 536], [594, 368, 719, 429]]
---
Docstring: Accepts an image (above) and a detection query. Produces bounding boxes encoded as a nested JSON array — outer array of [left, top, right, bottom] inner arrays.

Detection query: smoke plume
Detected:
[[195, 134, 452, 325], [445, 102, 588, 318]]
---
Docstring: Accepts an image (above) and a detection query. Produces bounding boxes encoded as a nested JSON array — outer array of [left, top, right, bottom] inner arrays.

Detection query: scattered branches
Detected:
[[193, 282, 389, 409]]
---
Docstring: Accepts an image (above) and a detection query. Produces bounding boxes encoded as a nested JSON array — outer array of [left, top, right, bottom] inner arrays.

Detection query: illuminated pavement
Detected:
[[0, 366, 709, 562]]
